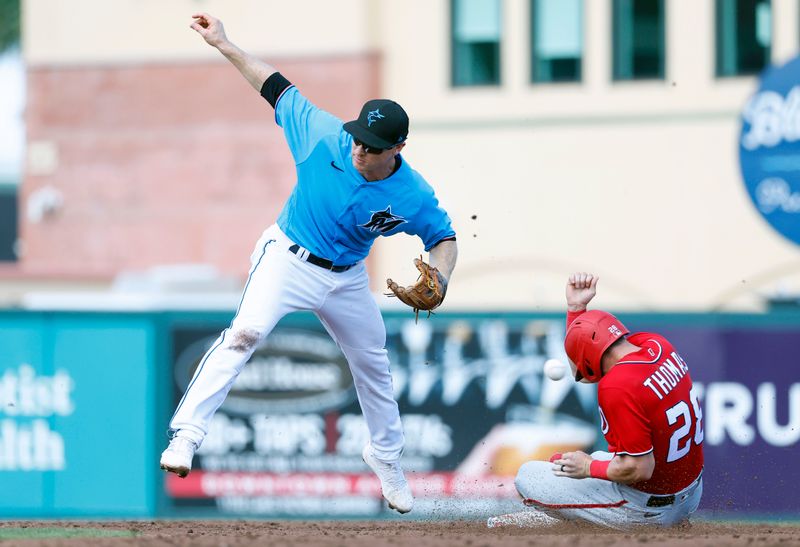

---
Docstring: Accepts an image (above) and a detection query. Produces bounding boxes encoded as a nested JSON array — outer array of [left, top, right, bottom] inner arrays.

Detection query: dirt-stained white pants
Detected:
[[168, 224, 404, 462], [514, 452, 702, 529]]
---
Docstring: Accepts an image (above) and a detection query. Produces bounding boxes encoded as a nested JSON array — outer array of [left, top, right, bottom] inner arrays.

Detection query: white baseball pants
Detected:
[[169, 224, 404, 462], [514, 452, 702, 529]]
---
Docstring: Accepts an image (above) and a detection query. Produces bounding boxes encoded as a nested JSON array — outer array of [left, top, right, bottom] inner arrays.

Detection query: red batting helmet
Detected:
[[564, 310, 629, 383]]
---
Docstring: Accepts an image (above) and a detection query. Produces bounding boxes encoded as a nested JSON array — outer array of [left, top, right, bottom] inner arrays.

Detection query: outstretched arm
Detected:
[[385, 239, 456, 318], [190, 13, 277, 92], [552, 451, 655, 484], [428, 239, 458, 283], [566, 272, 598, 312]]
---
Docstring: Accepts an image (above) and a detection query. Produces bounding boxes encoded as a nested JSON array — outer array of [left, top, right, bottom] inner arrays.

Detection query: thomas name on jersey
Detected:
[[642, 351, 690, 400]]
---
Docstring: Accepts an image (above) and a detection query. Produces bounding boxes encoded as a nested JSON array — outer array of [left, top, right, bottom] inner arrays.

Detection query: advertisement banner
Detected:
[[649, 324, 800, 516], [165, 315, 598, 518], [163, 313, 800, 517], [0, 314, 160, 517]]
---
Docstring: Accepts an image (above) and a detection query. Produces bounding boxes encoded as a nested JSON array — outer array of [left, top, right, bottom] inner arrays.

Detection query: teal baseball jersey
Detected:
[[274, 87, 455, 265]]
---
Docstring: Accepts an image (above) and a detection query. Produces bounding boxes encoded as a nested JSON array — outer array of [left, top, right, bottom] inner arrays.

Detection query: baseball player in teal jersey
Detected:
[[159, 13, 458, 514]]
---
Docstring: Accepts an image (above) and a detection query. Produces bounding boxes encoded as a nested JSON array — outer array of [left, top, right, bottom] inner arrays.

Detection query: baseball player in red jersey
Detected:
[[512, 273, 704, 529]]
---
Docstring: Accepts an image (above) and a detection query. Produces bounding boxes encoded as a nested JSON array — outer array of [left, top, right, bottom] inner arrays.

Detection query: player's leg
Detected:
[[315, 264, 410, 512], [670, 478, 703, 524], [163, 226, 317, 474], [514, 459, 636, 529], [618, 475, 703, 526], [316, 263, 403, 460], [670, 477, 702, 524]]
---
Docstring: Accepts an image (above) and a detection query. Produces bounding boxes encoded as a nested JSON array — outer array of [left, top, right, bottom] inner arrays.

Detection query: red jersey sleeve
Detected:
[[598, 386, 653, 456], [566, 309, 585, 328]]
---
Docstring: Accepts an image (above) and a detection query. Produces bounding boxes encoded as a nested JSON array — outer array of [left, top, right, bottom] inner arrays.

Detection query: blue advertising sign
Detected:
[[163, 316, 596, 519], [739, 55, 800, 246], [0, 313, 161, 517], [2, 310, 798, 518], [637, 322, 800, 517], [164, 313, 800, 518]]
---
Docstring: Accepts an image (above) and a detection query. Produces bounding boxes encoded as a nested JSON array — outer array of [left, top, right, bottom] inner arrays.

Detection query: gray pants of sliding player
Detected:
[[514, 453, 702, 529]]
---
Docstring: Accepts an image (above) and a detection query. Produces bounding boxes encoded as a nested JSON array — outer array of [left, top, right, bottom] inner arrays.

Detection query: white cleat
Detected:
[[159, 437, 197, 478], [362, 443, 414, 514]]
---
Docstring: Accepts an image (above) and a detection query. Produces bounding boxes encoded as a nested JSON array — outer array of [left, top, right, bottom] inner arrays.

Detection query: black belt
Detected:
[[645, 471, 702, 508], [646, 494, 675, 507], [288, 244, 356, 273]]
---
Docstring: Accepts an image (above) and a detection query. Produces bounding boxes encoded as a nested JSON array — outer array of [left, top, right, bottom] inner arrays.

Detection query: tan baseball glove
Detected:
[[386, 256, 447, 321]]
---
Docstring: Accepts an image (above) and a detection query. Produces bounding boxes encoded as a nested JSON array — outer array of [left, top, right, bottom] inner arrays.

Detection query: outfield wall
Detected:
[[0, 309, 798, 518]]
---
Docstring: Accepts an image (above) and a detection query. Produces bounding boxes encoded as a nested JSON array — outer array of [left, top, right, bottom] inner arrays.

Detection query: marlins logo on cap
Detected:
[[344, 99, 409, 150], [367, 109, 386, 127]]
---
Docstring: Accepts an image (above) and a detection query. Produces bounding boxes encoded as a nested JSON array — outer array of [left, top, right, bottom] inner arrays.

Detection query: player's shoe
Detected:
[[159, 436, 198, 478], [362, 443, 414, 514]]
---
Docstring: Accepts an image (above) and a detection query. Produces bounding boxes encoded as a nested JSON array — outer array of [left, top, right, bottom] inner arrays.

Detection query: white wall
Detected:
[[23, 0, 377, 65], [373, 0, 800, 311], [21, 0, 800, 310]]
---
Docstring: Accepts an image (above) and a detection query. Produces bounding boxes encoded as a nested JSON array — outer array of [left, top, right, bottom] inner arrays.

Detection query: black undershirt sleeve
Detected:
[[433, 236, 457, 245], [260, 72, 293, 109]]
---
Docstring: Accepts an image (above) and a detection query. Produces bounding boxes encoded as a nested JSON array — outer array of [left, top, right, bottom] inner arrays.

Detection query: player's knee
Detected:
[[515, 461, 547, 498], [514, 461, 536, 497], [227, 328, 263, 353]]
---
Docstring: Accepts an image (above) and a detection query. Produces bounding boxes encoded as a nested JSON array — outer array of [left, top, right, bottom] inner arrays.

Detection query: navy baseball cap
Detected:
[[343, 99, 409, 150]]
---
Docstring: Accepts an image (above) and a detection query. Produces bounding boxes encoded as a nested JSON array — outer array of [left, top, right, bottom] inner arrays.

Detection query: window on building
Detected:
[[0, 185, 17, 262], [612, 0, 665, 80], [716, 0, 771, 76], [451, 0, 501, 86], [0, 0, 21, 263], [531, 0, 583, 83]]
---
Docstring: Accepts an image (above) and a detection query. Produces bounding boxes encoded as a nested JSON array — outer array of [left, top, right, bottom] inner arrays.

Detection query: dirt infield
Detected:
[[1, 520, 799, 547]]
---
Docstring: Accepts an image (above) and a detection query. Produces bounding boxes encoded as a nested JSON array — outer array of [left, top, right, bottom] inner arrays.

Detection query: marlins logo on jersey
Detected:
[[361, 206, 407, 233]]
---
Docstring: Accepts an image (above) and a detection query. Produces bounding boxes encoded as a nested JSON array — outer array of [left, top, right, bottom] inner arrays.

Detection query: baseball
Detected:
[[544, 358, 567, 381]]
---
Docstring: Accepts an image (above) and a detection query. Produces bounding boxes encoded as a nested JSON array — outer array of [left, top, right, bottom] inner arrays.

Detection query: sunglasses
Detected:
[[353, 138, 388, 155]]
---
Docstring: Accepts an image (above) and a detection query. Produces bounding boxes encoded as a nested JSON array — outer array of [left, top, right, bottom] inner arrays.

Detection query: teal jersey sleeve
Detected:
[[275, 87, 344, 165], [405, 183, 456, 251]]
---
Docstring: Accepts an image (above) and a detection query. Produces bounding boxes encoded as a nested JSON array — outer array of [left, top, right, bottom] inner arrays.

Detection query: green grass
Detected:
[[0, 527, 137, 539]]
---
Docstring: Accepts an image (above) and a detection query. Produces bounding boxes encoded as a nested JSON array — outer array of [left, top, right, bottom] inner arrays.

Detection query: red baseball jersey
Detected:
[[597, 332, 704, 494]]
